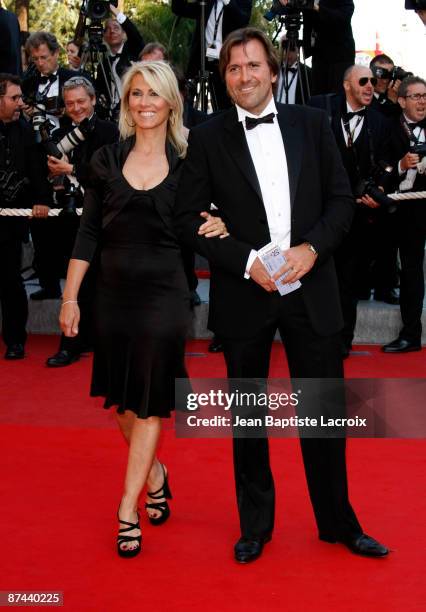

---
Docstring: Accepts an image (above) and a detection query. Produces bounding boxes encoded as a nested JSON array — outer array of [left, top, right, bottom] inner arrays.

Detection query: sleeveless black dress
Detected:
[[72, 138, 190, 418]]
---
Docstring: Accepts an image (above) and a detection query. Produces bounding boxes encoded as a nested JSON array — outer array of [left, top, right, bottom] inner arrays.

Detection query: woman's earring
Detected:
[[124, 111, 136, 127]]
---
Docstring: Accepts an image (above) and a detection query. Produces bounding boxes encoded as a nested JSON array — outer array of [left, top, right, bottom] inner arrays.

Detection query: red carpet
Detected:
[[1, 336, 425, 611]]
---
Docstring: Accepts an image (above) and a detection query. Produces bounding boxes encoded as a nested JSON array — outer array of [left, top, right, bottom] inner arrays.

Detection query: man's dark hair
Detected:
[[140, 42, 168, 61], [0, 73, 21, 97], [370, 54, 394, 69], [219, 27, 279, 82], [25, 31, 60, 55], [398, 75, 426, 98]]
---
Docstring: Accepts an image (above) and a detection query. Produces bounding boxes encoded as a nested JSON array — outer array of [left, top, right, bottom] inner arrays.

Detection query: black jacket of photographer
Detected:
[[0, 117, 52, 242], [95, 17, 145, 106], [171, 0, 253, 77], [22, 66, 77, 111]]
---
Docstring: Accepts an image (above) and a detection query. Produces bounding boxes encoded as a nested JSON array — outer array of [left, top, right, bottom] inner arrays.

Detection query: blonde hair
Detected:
[[119, 61, 187, 158]]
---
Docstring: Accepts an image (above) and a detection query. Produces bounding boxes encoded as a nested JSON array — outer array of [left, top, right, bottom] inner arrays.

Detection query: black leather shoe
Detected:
[[30, 288, 61, 301], [374, 290, 399, 305], [381, 338, 421, 353], [5, 343, 25, 360], [234, 535, 271, 564], [343, 534, 389, 557], [208, 336, 223, 353], [46, 350, 80, 367]]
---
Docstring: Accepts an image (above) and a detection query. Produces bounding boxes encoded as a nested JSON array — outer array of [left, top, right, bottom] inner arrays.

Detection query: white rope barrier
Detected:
[[0, 208, 83, 216], [387, 191, 426, 201]]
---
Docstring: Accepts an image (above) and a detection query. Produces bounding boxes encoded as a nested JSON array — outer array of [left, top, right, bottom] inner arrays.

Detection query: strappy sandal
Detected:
[[117, 512, 142, 558], [145, 463, 172, 526]]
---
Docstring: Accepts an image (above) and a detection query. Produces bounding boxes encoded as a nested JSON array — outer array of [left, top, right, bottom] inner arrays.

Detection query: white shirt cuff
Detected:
[[223, 0, 231, 5], [398, 161, 405, 176], [116, 12, 127, 24], [244, 250, 258, 279]]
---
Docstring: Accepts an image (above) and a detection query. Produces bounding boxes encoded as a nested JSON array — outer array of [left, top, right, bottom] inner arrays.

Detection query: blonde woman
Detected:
[[60, 62, 226, 557]]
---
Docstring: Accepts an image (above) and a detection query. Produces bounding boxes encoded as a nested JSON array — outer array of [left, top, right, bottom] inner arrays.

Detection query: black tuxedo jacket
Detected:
[[22, 66, 77, 109], [387, 119, 426, 194], [0, 7, 22, 75], [302, 0, 355, 62], [95, 17, 145, 102], [171, 0, 252, 77], [175, 103, 355, 338]]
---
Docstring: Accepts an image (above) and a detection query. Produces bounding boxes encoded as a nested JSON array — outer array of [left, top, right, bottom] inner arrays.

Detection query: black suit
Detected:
[[22, 66, 77, 109], [303, 0, 355, 95], [0, 7, 22, 75], [172, 0, 252, 109], [310, 94, 396, 347], [175, 103, 363, 541], [387, 119, 426, 343], [0, 119, 51, 348]]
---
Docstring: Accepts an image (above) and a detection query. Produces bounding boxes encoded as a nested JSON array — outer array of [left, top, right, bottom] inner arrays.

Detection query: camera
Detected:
[[412, 142, 426, 157], [355, 163, 395, 209], [264, 0, 314, 22], [371, 65, 413, 83], [405, 1, 426, 9], [87, 0, 117, 21]]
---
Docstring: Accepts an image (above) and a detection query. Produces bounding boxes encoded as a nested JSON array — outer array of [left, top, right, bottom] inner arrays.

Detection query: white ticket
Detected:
[[258, 242, 301, 296]]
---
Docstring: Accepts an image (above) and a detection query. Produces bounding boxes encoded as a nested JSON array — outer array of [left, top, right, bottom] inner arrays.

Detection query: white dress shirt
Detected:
[[235, 97, 292, 276], [276, 62, 298, 105], [205, 0, 230, 57], [398, 113, 425, 186], [341, 102, 365, 146]]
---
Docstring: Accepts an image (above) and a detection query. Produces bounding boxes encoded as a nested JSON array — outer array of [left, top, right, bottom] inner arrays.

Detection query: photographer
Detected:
[[171, 0, 253, 110], [22, 32, 76, 131], [95, 3, 145, 120], [276, 34, 312, 105], [44, 76, 119, 367], [310, 65, 394, 357], [279, 0, 355, 96], [0, 73, 52, 360], [382, 76, 426, 354], [370, 54, 408, 119]]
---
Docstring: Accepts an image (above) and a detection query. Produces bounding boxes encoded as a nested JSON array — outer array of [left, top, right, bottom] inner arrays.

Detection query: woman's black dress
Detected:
[[72, 137, 190, 418]]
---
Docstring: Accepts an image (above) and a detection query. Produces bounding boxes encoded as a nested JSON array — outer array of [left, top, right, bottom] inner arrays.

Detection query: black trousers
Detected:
[[0, 233, 28, 347], [397, 201, 426, 343], [222, 289, 362, 541]]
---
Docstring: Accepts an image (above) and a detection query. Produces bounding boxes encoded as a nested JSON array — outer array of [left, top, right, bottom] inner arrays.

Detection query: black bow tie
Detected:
[[345, 108, 366, 121], [408, 121, 425, 130], [39, 74, 56, 85], [245, 113, 275, 130], [111, 53, 121, 61], [287, 66, 297, 75]]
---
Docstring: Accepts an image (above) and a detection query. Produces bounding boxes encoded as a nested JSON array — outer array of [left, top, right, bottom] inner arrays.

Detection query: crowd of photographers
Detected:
[[0, 0, 425, 364]]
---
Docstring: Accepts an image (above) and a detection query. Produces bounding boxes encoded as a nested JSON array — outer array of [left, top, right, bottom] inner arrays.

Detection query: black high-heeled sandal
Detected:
[[145, 463, 172, 526], [117, 512, 142, 558]]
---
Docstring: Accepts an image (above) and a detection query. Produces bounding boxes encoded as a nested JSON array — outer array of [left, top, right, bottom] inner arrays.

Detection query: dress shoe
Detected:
[[208, 336, 223, 353], [381, 338, 421, 353], [46, 350, 80, 367], [343, 534, 389, 557], [5, 343, 25, 360], [374, 290, 399, 305], [234, 535, 271, 564], [30, 288, 62, 301]]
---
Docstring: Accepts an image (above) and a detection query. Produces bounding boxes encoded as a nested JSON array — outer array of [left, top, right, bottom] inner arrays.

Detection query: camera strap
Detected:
[[278, 65, 298, 104], [401, 116, 423, 147], [342, 112, 376, 179], [210, 1, 225, 48]]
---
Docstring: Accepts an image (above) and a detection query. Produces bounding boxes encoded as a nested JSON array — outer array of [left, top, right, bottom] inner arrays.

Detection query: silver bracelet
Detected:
[[61, 300, 78, 307]]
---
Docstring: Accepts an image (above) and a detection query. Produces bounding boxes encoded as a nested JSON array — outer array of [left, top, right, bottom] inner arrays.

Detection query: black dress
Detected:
[[72, 137, 190, 418]]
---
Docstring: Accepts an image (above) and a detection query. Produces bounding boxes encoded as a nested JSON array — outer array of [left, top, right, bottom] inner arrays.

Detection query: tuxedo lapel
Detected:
[[223, 109, 263, 202], [276, 105, 302, 210]]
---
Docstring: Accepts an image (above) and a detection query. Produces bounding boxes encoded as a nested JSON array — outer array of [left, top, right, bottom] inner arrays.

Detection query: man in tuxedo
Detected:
[[43, 76, 119, 367], [310, 65, 395, 355], [276, 35, 312, 105], [95, 3, 144, 121], [0, 73, 51, 359], [171, 0, 252, 110], [382, 76, 426, 354], [175, 27, 388, 562], [0, 4, 22, 75]]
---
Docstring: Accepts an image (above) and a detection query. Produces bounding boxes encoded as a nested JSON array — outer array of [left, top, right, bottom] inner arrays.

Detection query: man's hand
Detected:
[[400, 152, 420, 171], [358, 194, 380, 209], [109, 3, 119, 16], [32, 205, 50, 218], [273, 243, 317, 285], [47, 155, 73, 176], [387, 79, 401, 104], [198, 211, 229, 239], [249, 257, 277, 292]]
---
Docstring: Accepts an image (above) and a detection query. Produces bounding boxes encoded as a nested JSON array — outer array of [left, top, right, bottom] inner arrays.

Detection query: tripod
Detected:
[[192, 0, 218, 113]]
